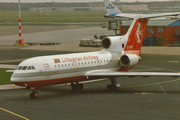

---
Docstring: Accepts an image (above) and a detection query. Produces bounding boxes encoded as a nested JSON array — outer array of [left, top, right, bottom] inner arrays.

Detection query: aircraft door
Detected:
[[44, 64, 50, 78], [97, 60, 101, 67], [73, 61, 78, 72]]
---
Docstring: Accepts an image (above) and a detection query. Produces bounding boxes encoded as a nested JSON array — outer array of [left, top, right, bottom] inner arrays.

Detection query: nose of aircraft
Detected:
[[10, 72, 17, 83], [10, 72, 22, 86]]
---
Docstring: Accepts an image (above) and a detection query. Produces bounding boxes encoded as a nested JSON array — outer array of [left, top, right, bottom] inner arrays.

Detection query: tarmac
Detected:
[[20, 44, 180, 55], [0, 26, 180, 120]]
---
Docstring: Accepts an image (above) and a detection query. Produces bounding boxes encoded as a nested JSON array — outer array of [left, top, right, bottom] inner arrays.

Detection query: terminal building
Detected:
[[120, 19, 180, 46]]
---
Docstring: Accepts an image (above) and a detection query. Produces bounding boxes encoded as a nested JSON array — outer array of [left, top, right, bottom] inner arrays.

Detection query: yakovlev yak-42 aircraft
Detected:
[[8, 12, 180, 98]]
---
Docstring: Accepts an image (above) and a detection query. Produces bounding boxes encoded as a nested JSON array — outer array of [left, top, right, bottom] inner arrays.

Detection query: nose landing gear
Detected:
[[29, 87, 38, 99], [30, 91, 39, 98]]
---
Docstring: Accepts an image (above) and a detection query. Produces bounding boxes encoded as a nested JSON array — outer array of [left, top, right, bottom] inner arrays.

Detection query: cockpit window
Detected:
[[22, 66, 28, 70], [32, 66, 35, 69], [17, 66, 35, 70], [27, 66, 32, 70], [18, 66, 23, 70]]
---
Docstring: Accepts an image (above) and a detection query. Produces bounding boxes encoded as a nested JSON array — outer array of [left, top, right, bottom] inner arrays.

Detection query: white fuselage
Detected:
[[11, 49, 123, 87]]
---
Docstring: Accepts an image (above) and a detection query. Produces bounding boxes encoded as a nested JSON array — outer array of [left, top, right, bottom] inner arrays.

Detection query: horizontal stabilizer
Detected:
[[115, 12, 180, 19]]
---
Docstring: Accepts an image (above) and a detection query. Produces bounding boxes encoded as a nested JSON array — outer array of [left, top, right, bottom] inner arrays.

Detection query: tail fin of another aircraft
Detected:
[[103, 0, 121, 15]]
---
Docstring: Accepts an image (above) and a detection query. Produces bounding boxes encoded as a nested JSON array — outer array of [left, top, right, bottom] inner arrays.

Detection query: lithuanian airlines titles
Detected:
[[9, 11, 180, 98]]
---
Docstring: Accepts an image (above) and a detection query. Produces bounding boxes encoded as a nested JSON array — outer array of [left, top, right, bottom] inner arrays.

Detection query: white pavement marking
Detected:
[[0, 84, 25, 90], [0, 64, 17, 69]]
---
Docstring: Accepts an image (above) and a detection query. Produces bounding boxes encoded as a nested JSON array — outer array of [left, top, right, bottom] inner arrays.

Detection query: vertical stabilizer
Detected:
[[103, 0, 121, 15], [124, 19, 149, 51]]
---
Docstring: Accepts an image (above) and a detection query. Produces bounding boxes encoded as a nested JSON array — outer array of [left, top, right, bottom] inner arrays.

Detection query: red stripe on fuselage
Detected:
[[12, 76, 85, 87]]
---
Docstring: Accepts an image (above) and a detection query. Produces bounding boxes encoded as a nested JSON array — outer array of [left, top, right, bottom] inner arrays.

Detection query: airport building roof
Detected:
[[120, 19, 180, 27]]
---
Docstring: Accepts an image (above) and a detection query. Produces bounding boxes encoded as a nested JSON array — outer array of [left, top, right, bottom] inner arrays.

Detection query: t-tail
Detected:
[[101, 12, 180, 71], [117, 12, 180, 55]]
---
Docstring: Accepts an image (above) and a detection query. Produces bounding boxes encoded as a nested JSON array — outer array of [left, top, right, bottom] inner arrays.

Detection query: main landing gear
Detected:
[[107, 78, 121, 92], [71, 82, 83, 91], [29, 87, 39, 99]]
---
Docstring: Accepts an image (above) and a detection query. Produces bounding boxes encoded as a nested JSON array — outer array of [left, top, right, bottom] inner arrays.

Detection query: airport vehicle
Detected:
[[92, 39, 102, 47], [79, 38, 92, 47], [79, 37, 102, 47], [9, 12, 180, 98]]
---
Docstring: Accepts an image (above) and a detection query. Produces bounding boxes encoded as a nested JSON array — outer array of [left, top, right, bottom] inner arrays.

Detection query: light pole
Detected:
[[18, 0, 23, 44]]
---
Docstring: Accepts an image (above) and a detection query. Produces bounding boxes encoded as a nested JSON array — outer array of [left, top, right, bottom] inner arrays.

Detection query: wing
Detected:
[[84, 71, 180, 78]]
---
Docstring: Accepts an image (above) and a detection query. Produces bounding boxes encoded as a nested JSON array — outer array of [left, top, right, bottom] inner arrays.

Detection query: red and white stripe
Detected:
[[19, 18, 21, 42], [18, 0, 22, 44]]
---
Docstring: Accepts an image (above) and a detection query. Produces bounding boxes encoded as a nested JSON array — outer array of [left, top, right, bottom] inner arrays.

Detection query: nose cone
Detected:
[[10, 72, 24, 86], [10, 72, 17, 83]]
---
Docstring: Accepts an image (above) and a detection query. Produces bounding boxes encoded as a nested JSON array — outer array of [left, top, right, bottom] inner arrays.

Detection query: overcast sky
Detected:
[[0, 0, 176, 3]]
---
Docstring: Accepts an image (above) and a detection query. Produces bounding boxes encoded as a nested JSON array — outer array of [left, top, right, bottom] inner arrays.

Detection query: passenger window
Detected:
[[61, 64, 63, 67], [94, 61, 96, 63], [58, 65, 60, 67], [22, 66, 28, 70], [91, 61, 93, 64]]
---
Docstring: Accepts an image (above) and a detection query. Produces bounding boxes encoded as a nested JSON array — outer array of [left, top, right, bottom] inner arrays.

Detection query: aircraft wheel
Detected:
[[107, 84, 119, 92], [30, 91, 38, 99], [79, 83, 83, 90], [71, 84, 76, 91], [71, 83, 83, 91]]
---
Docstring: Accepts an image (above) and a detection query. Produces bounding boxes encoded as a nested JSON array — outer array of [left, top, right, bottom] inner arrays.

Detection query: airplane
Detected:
[[104, 0, 161, 19], [9, 12, 180, 99]]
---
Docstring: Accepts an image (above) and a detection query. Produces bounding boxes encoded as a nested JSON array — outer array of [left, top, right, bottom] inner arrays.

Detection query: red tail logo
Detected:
[[125, 19, 149, 51]]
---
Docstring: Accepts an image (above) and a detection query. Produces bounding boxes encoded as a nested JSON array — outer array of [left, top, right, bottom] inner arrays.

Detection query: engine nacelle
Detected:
[[120, 54, 141, 67], [102, 37, 124, 51]]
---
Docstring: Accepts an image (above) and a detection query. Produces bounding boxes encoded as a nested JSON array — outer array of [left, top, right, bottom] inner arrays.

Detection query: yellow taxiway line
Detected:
[[0, 107, 30, 120]]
